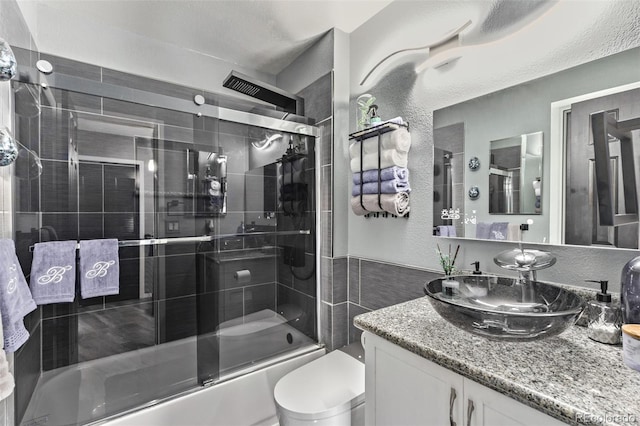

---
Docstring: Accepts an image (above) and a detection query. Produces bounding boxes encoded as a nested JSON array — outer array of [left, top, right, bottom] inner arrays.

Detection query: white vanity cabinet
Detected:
[[363, 332, 567, 426]]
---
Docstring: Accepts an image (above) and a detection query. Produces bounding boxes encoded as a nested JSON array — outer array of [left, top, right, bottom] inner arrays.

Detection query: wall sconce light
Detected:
[[359, 20, 472, 87], [252, 133, 282, 150]]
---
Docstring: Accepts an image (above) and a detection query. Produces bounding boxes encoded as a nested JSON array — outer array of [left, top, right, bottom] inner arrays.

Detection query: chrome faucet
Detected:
[[494, 247, 557, 301], [494, 246, 556, 283]]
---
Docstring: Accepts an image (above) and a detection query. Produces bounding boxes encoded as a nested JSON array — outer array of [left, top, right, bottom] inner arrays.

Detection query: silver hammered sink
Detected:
[[424, 275, 585, 341]]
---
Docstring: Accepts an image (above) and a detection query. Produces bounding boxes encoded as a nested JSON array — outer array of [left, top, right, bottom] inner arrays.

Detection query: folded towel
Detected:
[[278, 170, 305, 186], [351, 179, 410, 196], [447, 225, 457, 237], [349, 127, 412, 158], [0, 348, 15, 401], [350, 149, 408, 173], [0, 240, 36, 350], [280, 183, 308, 202], [79, 239, 120, 299], [507, 223, 522, 241], [0, 312, 15, 400], [437, 225, 449, 237], [281, 200, 306, 215], [30, 240, 77, 304], [280, 183, 307, 194], [353, 166, 409, 185], [283, 157, 307, 174], [489, 222, 509, 240], [350, 192, 410, 217], [476, 222, 492, 239], [4, 319, 29, 353], [367, 116, 404, 128]]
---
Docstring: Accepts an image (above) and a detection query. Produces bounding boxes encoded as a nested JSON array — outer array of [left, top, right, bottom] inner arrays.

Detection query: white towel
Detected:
[[349, 127, 411, 158], [0, 309, 15, 401], [350, 149, 408, 173], [507, 223, 522, 241], [350, 192, 410, 217]]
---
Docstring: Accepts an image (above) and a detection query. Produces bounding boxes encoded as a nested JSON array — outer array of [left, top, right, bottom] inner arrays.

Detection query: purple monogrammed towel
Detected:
[[0, 239, 36, 352], [29, 240, 77, 304], [79, 239, 119, 299]]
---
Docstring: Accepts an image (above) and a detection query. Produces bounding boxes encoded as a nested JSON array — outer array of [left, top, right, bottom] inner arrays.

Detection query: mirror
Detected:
[[489, 131, 543, 215], [432, 46, 640, 246]]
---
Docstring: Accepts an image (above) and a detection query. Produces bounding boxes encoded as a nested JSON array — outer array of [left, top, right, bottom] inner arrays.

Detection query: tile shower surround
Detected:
[[10, 49, 323, 424]]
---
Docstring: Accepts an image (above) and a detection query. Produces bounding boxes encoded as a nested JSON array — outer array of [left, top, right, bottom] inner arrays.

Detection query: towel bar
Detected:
[[28, 230, 311, 252]]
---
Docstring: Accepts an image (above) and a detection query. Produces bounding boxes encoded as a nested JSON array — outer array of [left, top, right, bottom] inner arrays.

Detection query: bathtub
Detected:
[[21, 309, 322, 426]]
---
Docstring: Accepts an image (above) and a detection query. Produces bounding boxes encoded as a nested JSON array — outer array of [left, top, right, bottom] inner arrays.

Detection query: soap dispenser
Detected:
[[471, 261, 482, 275], [585, 280, 622, 345]]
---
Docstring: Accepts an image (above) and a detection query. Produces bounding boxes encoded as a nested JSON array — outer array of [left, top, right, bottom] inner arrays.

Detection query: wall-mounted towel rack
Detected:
[[348, 121, 410, 141], [28, 230, 311, 252], [348, 120, 411, 218]]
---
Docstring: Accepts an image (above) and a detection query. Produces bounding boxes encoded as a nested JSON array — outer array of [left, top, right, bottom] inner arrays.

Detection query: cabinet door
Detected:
[[364, 333, 464, 426], [463, 379, 567, 426]]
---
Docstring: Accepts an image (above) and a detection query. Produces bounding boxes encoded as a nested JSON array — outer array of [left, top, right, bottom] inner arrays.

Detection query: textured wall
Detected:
[[16, 1, 276, 103], [347, 1, 640, 293]]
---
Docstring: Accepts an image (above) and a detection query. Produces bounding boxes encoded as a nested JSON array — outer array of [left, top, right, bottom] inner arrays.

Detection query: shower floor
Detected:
[[77, 302, 155, 362]]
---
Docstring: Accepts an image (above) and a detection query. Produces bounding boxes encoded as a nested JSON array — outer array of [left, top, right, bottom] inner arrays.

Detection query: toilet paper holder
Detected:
[[234, 269, 251, 283]]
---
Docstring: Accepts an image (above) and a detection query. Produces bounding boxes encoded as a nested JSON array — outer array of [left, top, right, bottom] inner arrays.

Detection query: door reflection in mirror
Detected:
[[433, 123, 465, 238]]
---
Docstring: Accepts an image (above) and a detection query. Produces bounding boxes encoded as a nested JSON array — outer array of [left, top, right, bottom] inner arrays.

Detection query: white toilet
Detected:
[[273, 345, 365, 426]]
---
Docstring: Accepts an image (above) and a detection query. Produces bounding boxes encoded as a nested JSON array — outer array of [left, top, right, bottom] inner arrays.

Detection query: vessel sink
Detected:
[[424, 275, 585, 341]]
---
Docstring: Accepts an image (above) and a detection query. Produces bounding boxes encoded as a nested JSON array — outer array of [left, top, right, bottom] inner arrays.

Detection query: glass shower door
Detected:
[[196, 121, 318, 385]]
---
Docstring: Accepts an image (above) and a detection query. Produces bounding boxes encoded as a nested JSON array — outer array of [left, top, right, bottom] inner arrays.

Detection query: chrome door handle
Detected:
[[467, 399, 475, 426], [449, 388, 457, 426]]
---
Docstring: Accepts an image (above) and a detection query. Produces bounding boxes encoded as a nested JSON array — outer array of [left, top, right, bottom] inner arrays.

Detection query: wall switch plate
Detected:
[[166, 221, 180, 233]]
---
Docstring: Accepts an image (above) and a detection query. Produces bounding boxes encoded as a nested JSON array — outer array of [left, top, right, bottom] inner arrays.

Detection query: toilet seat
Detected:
[[274, 350, 365, 422]]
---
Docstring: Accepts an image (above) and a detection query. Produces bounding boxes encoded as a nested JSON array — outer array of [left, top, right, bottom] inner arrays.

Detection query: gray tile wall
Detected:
[[347, 256, 441, 345], [10, 47, 301, 424], [295, 73, 350, 351]]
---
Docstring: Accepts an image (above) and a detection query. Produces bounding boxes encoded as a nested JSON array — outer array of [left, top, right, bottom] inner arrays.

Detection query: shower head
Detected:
[[222, 71, 304, 115]]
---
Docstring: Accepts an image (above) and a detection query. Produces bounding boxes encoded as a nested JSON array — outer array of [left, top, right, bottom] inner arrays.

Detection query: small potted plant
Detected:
[[437, 243, 460, 297]]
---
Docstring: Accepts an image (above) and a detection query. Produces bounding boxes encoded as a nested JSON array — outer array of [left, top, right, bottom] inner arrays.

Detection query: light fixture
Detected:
[[414, 45, 469, 74], [252, 133, 282, 150], [359, 20, 472, 87], [0, 38, 17, 81], [0, 127, 18, 166]]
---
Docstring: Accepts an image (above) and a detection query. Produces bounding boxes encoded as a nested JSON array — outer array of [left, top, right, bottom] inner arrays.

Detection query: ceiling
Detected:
[[18, 0, 639, 95], [22, 0, 393, 75]]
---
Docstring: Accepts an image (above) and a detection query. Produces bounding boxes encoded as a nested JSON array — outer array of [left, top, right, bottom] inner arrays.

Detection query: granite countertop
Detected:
[[354, 296, 640, 426]]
